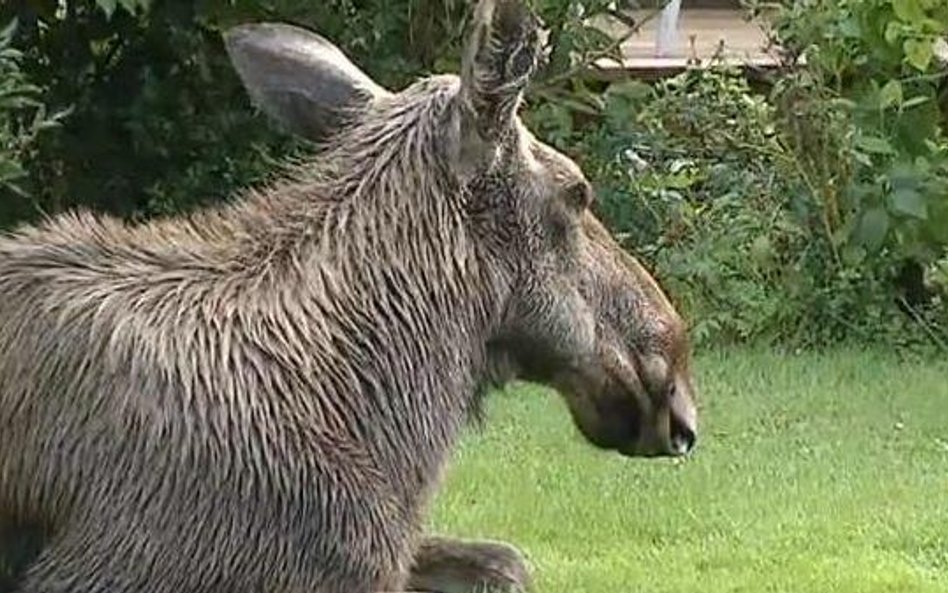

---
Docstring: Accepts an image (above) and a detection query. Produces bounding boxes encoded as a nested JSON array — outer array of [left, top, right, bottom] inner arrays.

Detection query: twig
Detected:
[[897, 296, 948, 354], [606, 8, 637, 30], [895, 70, 948, 85]]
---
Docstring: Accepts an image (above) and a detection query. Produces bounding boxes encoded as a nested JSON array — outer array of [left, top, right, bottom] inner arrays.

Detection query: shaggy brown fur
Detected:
[[0, 1, 699, 592]]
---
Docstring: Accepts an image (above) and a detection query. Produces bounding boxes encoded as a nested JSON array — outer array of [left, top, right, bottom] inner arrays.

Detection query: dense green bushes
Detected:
[[544, 66, 947, 350], [0, 18, 67, 211], [1, 1, 312, 224], [0, 0, 641, 225], [1, 0, 946, 351], [0, 0, 478, 224], [528, 0, 948, 350]]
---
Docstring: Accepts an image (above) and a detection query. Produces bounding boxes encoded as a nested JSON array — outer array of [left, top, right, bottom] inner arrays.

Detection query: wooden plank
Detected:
[[590, 8, 783, 79], [589, 57, 782, 82]]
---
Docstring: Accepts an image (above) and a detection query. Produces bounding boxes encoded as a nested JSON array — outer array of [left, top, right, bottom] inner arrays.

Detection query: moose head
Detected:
[[224, 0, 698, 457]]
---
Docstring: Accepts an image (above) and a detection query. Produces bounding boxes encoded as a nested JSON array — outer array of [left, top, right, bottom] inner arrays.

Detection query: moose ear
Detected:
[[224, 22, 391, 144], [460, 0, 542, 142]]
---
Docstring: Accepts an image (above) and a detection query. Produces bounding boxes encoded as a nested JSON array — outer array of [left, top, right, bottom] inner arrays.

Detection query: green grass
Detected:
[[428, 348, 948, 593]]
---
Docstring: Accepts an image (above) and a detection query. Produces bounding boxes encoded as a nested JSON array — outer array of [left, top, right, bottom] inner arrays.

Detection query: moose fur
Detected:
[[0, 1, 698, 592]]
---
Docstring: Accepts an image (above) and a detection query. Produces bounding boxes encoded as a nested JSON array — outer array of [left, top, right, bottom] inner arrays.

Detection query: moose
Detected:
[[0, 0, 698, 591]]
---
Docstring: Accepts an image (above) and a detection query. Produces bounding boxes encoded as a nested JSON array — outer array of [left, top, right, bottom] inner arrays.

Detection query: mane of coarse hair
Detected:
[[0, 71, 499, 504], [318, 74, 464, 207], [205, 74, 470, 275], [264, 74, 463, 212]]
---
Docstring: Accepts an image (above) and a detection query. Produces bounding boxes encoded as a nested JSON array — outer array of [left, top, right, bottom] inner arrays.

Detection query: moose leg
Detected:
[[406, 536, 532, 593]]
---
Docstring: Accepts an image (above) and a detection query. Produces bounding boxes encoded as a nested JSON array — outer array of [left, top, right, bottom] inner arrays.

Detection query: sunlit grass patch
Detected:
[[429, 348, 948, 593]]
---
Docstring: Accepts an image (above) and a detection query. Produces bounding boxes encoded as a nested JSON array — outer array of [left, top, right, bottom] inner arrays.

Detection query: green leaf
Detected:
[[750, 235, 775, 268], [888, 187, 928, 219], [904, 38, 933, 71], [853, 150, 873, 167], [551, 95, 600, 116], [0, 158, 25, 183], [879, 80, 903, 109], [885, 22, 904, 45], [892, 0, 925, 22], [856, 135, 895, 154], [118, 0, 151, 15], [838, 17, 861, 38], [842, 244, 867, 266], [0, 17, 17, 44], [606, 80, 652, 101], [921, 18, 947, 34], [831, 97, 859, 110], [96, 0, 117, 18], [902, 95, 930, 109], [855, 208, 890, 251], [3, 181, 28, 197]]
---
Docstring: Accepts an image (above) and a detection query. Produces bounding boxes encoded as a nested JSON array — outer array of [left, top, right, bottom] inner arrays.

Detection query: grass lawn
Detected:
[[428, 348, 948, 593]]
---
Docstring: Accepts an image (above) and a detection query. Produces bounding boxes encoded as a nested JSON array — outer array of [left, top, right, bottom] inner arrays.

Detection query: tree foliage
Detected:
[[0, 18, 67, 208], [554, 0, 948, 350]]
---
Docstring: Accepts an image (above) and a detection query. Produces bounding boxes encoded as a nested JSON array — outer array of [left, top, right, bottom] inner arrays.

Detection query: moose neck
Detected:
[[234, 75, 512, 511]]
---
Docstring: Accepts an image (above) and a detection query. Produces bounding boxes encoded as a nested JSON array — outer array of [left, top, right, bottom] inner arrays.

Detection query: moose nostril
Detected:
[[670, 416, 696, 456]]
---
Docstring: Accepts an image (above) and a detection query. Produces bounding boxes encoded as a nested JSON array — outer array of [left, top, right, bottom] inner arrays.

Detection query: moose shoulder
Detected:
[[0, 1, 698, 592]]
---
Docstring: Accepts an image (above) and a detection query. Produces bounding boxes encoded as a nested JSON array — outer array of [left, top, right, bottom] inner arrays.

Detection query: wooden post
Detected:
[[656, 0, 681, 57]]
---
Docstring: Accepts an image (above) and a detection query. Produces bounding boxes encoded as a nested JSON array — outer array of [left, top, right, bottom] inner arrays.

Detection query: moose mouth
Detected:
[[491, 337, 696, 457], [559, 357, 696, 458], [576, 383, 643, 451]]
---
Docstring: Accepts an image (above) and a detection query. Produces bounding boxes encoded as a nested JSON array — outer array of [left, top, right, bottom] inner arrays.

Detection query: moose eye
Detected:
[[563, 181, 594, 211]]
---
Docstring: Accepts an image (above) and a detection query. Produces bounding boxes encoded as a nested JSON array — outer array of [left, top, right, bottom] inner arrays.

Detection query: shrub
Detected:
[[548, 68, 829, 348], [764, 0, 948, 348], [529, 0, 948, 351], [0, 0, 645, 227], [0, 18, 66, 222]]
